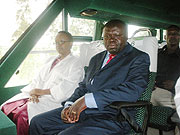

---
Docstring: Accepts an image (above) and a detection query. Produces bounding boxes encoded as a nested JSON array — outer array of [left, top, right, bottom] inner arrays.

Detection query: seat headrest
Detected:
[[79, 40, 105, 66], [128, 36, 158, 72]]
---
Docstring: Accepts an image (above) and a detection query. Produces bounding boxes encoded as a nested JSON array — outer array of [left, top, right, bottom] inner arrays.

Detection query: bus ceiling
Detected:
[[64, 0, 180, 29]]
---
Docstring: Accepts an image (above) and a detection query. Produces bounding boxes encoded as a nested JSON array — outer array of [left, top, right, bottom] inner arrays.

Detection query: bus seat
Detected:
[[128, 36, 158, 72], [110, 31, 158, 134], [0, 110, 16, 135], [127, 34, 176, 134], [110, 72, 156, 135], [79, 40, 105, 67], [148, 42, 177, 135], [148, 106, 176, 135]]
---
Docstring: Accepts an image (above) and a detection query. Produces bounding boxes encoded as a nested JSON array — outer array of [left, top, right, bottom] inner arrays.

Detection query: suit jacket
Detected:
[[67, 43, 150, 116]]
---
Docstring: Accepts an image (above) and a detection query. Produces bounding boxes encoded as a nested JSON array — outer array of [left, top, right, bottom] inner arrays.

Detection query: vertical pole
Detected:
[[160, 29, 164, 43], [62, 8, 68, 31], [93, 21, 104, 41]]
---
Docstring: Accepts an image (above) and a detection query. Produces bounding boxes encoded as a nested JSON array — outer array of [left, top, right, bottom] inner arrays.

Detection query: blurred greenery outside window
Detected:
[[0, 0, 53, 59]]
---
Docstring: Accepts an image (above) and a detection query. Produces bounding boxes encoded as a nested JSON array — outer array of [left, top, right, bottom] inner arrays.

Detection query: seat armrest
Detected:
[[109, 100, 152, 133], [110, 100, 151, 109]]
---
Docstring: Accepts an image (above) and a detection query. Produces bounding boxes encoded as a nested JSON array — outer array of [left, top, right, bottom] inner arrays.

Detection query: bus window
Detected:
[[163, 30, 166, 40], [0, 0, 53, 60], [128, 25, 143, 38], [68, 15, 95, 37], [128, 25, 152, 38], [5, 12, 62, 87], [5, 13, 95, 87]]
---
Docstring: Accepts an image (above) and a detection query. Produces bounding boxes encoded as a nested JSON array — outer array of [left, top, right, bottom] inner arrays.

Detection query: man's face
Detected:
[[166, 28, 180, 48], [55, 33, 72, 55], [103, 25, 127, 54]]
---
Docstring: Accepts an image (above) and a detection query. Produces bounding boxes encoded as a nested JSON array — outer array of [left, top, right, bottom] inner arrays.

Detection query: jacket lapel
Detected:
[[101, 44, 133, 71], [95, 51, 107, 71], [88, 51, 107, 80], [88, 43, 133, 80]]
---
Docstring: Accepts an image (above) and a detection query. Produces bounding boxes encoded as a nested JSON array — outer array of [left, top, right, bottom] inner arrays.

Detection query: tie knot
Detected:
[[105, 54, 116, 65], [109, 54, 116, 59]]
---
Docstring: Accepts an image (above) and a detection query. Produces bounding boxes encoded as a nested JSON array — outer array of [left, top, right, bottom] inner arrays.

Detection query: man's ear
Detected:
[[164, 35, 167, 40]]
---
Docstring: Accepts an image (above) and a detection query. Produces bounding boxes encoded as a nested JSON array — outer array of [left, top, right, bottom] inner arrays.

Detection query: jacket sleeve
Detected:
[[93, 53, 150, 111]]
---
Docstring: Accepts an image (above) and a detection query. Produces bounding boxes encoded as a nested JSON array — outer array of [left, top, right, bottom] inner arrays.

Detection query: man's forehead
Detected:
[[104, 26, 122, 32], [56, 33, 69, 39], [167, 28, 180, 33]]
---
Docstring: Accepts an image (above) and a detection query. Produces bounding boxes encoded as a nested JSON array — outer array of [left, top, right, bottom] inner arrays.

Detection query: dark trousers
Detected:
[[29, 107, 130, 135]]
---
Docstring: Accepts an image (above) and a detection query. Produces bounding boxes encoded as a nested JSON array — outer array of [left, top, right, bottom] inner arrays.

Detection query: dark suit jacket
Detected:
[[67, 43, 150, 116]]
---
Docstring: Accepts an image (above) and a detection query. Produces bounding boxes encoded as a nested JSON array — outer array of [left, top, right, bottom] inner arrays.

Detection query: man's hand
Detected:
[[61, 106, 71, 123], [30, 89, 43, 96], [162, 80, 175, 90], [28, 95, 40, 103], [68, 96, 87, 123], [29, 89, 50, 103], [30, 88, 50, 96]]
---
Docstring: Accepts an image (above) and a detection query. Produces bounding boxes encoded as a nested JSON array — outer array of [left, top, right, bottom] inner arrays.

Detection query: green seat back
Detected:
[[128, 72, 156, 134], [149, 106, 176, 131], [0, 110, 17, 135]]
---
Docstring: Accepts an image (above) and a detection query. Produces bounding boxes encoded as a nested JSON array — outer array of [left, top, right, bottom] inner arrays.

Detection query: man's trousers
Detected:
[[29, 107, 130, 135]]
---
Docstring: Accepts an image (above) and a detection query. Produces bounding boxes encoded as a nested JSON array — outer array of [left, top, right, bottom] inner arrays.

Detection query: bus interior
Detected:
[[0, 0, 180, 134]]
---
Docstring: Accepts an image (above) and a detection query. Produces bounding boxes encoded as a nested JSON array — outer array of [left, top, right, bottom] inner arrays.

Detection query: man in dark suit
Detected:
[[29, 19, 150, 135]]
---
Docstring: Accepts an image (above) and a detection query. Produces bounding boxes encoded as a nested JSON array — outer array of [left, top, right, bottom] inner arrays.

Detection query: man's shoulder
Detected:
[[123, 43, 147, 57], [131, 46, 149, 58], [66, 54, 81, 63], [129, 46, 150, 66]]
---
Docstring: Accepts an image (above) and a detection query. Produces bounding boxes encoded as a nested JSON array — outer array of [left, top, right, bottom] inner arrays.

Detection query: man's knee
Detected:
[[30, 115, 41, 128]]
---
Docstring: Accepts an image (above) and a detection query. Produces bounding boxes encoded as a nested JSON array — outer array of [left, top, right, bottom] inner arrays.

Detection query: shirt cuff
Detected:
[[64, 101, 73, 108], [85, 93, 98, 108]]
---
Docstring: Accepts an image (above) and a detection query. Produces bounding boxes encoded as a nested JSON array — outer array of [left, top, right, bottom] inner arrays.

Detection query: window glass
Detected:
[[156, 29, 160, 41], [68, 14, 95, 36], [158, 29, 167, 48], [0, 0, 53, 59], [163, 30, 166, 40], [128, 25, 150, 38], [5, 12, 62, 87]]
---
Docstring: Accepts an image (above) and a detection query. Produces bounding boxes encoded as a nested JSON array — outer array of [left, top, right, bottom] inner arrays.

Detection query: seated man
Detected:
[[151, 25, 180, 108], [29, 19, 150, 135], [0, 31, 84, 135]]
